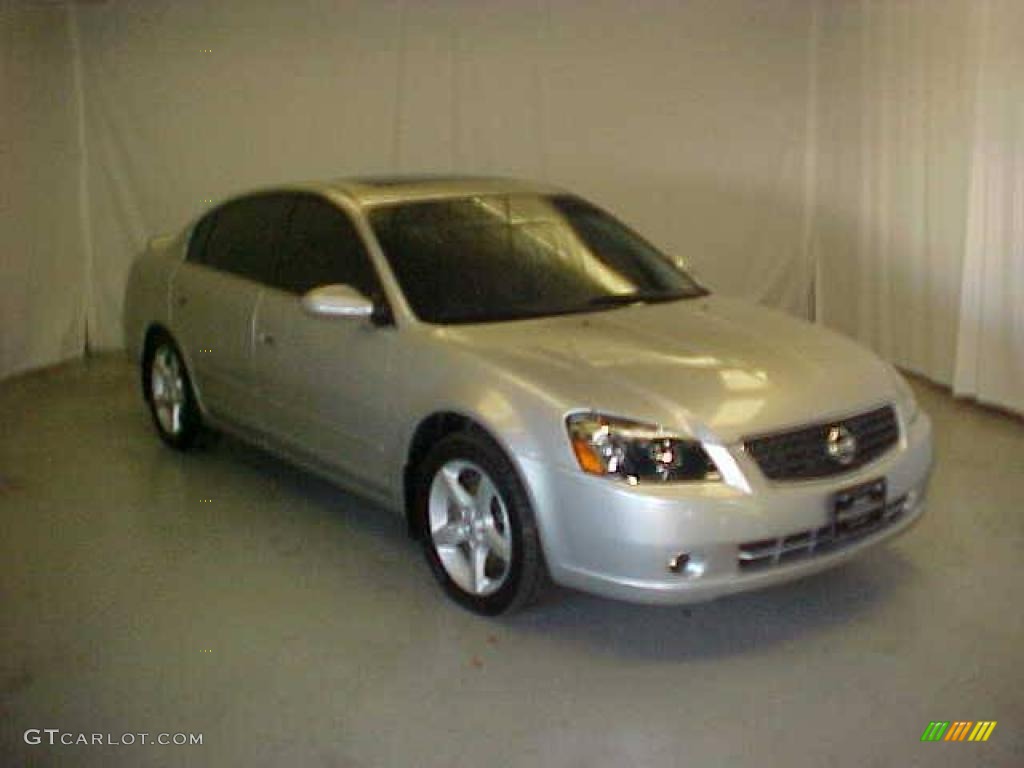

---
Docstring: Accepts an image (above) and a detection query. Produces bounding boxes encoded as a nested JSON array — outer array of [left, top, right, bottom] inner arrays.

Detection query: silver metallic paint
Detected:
[[124, 178, 934, 605]]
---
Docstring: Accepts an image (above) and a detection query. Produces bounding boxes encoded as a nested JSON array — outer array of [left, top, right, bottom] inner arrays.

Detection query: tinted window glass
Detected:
[[187, 212, 217, 263], [275, 196, 382, 299], [369, 194, 706, 324], [202, 194, 293, 284]]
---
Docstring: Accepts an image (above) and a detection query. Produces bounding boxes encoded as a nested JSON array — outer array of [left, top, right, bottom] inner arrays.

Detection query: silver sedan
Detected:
[[124, 176, 933, 614]]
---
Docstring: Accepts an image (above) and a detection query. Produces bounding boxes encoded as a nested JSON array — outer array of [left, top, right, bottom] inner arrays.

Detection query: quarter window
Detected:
[[186, 212, 217, 264]]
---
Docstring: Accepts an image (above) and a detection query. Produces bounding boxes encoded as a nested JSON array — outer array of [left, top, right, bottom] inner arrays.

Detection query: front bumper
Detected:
[[518, 411, 933, 605]]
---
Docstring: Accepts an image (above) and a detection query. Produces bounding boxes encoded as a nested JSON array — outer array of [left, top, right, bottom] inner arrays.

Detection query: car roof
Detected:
[[314, 175, 568, 208], [191, 176, 572, 231]]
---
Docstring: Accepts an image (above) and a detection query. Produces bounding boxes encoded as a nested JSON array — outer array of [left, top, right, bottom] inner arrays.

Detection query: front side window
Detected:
[[369, 194, 705, 324], [274, 196, 383, 301], [201, 194, 293, 285]]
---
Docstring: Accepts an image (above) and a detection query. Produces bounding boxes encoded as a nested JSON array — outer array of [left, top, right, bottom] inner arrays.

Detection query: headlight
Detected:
[[566, 413, 720, 483], [892, 369, 920, 426]]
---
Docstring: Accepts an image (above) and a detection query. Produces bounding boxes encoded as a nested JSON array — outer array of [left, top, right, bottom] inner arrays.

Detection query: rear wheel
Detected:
[[415, 431, 545, 615], [145, 334, 202, 451]]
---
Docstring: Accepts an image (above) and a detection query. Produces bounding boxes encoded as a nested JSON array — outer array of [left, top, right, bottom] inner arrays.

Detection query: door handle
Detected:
[[257, 331, 275, 346]]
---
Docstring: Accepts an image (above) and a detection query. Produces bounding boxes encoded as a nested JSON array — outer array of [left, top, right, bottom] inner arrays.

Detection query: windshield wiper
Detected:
[[587, 292, 682, 308]]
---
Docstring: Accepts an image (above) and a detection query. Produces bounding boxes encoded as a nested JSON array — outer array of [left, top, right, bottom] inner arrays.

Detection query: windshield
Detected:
[[369, 193, 707, 325]]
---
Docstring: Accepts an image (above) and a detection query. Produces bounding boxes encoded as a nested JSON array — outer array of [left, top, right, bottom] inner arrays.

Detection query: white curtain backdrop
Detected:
[[813, 0, 1023, 413], [0, 2, 86, 379], [2, 0, 1022, 414], [812, 0, 973, 384], [71, 0, 818, 354], [953, 0, 1024, 414]]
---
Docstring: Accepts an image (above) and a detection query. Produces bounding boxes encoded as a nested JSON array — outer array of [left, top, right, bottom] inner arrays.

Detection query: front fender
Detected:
[[391, 336, 576, 494]]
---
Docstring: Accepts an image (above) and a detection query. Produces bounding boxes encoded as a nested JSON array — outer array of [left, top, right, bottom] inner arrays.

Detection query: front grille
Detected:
[[737, 494, 907, 571], [743, 405, 899, 481]]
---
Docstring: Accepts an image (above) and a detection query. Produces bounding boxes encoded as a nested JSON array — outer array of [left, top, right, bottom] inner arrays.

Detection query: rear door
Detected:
[[170, 193, 294, 427], [249, 194, 397, 493]]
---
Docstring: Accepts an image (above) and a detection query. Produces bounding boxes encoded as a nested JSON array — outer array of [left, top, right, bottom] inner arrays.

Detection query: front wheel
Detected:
[[415, 431, 545, 615]]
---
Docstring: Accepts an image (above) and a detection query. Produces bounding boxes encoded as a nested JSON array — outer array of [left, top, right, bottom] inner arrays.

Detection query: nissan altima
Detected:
[[123, 176, 933, 614]]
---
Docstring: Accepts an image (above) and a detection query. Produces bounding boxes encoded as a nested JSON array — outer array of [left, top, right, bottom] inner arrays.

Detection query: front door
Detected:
[[249, 194, 397, 495]]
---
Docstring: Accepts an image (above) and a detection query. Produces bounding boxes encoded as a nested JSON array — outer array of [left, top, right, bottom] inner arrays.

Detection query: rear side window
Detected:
[[275, 196, 382, 300], [187, 213, 217, 264], [201, 194, 294, 285]]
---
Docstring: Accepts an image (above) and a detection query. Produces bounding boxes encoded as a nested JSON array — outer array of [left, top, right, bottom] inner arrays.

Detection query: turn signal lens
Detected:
[[571, 437, 607, 475]]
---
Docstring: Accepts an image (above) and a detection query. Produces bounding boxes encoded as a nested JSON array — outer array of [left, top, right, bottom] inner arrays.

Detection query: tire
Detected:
[[143, 333, 202, 451], [414, 430, 545, 615]]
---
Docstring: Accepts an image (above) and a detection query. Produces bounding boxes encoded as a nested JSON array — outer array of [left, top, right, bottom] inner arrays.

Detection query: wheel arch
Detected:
[[402, 410, 526, 539]]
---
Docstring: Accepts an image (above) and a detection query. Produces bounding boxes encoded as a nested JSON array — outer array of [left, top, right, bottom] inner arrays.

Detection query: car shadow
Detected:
[[201, 428, 919, 664], [506, 550, 918, 662]]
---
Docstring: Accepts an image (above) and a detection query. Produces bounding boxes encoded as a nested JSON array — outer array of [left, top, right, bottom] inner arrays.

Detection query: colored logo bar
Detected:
[[921, 721, 997, 742]]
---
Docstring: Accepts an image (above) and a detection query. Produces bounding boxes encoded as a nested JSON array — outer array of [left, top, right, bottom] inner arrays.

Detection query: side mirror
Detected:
[[301, 284, 374, 319]]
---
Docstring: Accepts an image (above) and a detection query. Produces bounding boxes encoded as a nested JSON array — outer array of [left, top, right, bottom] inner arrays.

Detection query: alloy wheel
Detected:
[[427, 459, 513, 596], [150, 344, 186, 436]]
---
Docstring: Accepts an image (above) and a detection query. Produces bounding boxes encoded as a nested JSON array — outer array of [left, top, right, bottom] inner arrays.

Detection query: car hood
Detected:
[[439, 295, 898, 443]]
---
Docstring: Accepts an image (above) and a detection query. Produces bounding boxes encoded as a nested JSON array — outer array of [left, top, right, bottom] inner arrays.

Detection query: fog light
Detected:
[[667, 553, 691, 574], [668, 552, 707, 578]]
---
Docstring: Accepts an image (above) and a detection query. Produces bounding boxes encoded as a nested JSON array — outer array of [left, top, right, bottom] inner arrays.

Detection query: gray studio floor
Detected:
[[1, 354, 1021, 767]]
